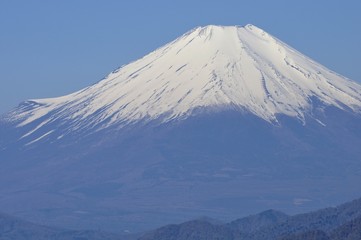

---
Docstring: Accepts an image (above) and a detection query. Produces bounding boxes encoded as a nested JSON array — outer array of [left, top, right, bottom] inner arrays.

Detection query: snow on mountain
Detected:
[[5, 24, 361, 137]]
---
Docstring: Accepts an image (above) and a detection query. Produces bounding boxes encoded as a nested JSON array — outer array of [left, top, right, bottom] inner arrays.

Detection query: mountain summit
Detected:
[[1, 24, 361, 232], [7, 24, 361, 139]]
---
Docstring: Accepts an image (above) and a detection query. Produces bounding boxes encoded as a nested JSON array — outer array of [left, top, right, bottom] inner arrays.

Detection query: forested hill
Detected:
[[139, 197, 361, 240]]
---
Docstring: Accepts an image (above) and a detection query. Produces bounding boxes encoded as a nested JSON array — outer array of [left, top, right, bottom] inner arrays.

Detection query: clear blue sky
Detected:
[[1, 0, 360, 114]]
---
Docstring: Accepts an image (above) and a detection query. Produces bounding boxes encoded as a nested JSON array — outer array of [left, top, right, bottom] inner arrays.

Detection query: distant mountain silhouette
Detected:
[[139, 197, 361, 240]]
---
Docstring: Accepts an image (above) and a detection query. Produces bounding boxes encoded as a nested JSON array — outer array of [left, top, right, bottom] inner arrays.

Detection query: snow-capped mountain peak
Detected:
[[7, 24, 361, 134]]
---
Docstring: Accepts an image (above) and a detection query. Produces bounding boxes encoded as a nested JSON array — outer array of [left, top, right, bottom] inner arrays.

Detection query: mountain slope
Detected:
[[4, 24, 361, 142], [1, 24, 361, 232]]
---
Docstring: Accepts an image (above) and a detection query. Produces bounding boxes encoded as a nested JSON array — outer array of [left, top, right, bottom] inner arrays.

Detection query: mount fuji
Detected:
[[1, 24, 361, 233]]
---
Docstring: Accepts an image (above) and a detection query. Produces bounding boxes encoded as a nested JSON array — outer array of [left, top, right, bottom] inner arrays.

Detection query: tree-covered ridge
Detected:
[[139, 197, 361, 240]]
